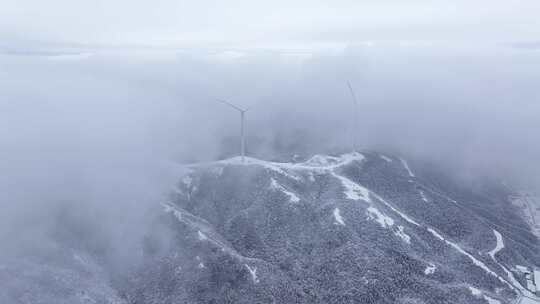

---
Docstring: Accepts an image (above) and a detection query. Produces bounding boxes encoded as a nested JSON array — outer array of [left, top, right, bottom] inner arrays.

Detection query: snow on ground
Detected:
[[484, 295, 502, 304], [427, 228, 444, 241], [468, 287, 502, 304], [367, 207, 394, 228], [333, 208, 345, 226], [163, 203, 262, 263], [424, 263, 436, 275], [419, 190, 429, 203], [304, 155, 342, 167], [187, 152, 365, 180], [379, 155, 393, 162], [366, 207, 411, 244], [182, 153, 528, 296], [395, 225, 411, 244], [399, 158, 415, 177], [332, 173, 371, 202], [197, 231, 208, 241], [270, 178, 300, 203], [241, 157, 303, 181], [427, 228, 515, 291], [469, 286, 483, 297], [488, 230, 504, 259], [369, 192, 420, 226], [520, 296, 540, 304], [482, 230, 539, 299], [303, 152, 365, 169], [174, 266, 182, 276], [527, 279, 537, 294], [194, 153, 417, 245], [245, 264, 259, 284], [174, 172, 198, 199], [502, 264, 534, 296], [199, 156, 302, 181], [485, 230, 531, 296], [196, 256, 205, 269], [486, 229, 537, 298]]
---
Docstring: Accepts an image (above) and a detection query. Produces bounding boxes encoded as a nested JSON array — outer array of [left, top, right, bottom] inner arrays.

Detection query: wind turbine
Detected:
[[217, 99, 250, 162], [346, 81, 359, 152]]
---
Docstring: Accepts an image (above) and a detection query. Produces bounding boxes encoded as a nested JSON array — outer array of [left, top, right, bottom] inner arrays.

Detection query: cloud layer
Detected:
[[2, 1, 540, 279], [2, 0, 540, 48]]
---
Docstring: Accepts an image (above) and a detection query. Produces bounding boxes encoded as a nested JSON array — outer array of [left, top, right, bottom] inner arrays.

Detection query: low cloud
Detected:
[[1, 41, 540, 275]]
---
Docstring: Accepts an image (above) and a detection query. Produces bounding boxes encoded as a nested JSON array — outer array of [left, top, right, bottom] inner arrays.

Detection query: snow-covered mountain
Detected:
[[3, 151, 540, 304], [122, 151, 540, 304]]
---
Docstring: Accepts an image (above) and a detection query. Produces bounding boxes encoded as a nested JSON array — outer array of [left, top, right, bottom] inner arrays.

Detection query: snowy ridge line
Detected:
[[186, 156, 301, 181], [162, 203, 262, 263], [184, 153, 366, 181], [180, 153, 521, 294], [333, 173, 518, 291]]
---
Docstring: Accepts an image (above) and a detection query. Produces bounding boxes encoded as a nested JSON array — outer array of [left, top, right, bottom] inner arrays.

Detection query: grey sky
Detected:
[[2, 0, 540, 49]]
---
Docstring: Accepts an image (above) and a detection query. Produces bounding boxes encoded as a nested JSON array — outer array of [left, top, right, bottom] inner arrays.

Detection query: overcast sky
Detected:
[[2, 0, 540, 50]]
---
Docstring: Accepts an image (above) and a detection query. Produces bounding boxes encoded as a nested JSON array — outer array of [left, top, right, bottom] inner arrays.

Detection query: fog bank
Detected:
[[1, 42, 539, 273]]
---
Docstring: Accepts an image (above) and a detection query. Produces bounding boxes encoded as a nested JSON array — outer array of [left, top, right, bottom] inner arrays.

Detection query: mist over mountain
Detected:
[[2, 1, 540, 303]]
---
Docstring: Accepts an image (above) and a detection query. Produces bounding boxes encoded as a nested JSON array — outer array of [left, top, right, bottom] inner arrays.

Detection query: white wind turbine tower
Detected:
[[347, 81, 359, 152], [217, 99, 250, 162]]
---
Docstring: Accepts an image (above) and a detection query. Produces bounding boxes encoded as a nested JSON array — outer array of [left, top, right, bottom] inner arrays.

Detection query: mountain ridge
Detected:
[[124, 151, 540, 303]]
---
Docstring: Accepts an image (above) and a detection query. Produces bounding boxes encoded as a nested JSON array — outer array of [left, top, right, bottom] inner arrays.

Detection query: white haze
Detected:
[[2, 0, 540, 47], [1, 0, 540, 277]]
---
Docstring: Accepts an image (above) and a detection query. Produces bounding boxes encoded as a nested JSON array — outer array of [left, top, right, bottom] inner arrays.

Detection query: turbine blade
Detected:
[[346, 81, 358, 105], [216, 99, 243, 112]]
